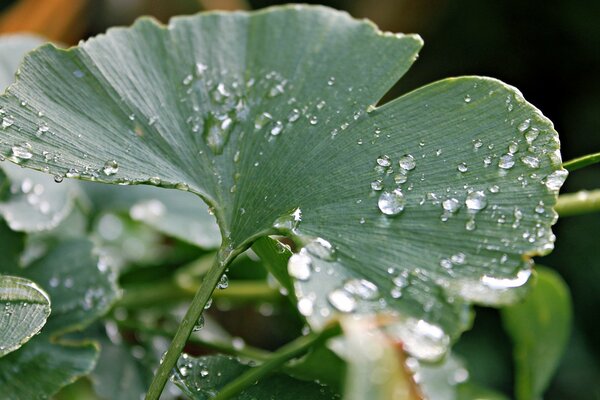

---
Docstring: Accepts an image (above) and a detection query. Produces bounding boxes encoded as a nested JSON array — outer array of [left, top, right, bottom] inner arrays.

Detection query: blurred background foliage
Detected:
[[0, 0, 597, 399]]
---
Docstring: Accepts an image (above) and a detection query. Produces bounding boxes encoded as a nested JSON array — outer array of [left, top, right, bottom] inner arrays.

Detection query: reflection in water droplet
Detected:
[[498, 154, 515, 169], [371, 180, 383, 191], [376, 155, 391, 167], [378, 189, 405, 216], [11, 143, 32, 160], [442, 198, 461, 213]]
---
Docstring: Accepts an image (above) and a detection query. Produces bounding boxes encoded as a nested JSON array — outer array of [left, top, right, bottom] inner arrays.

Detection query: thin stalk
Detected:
[[145, 250, 232, 400], [116, 319, 271, 361], [555, 190, 600, 217], [213, 323, 342, 400], [562, 151, 600, 172]]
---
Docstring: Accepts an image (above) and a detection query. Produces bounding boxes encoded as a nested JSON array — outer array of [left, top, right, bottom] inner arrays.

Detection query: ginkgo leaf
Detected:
[[0, 5, 565, 360]]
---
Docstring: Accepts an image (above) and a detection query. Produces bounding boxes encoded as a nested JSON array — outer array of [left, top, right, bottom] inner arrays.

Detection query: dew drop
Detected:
[[457, 163, 468, 173], [327, 77, 336, 86], [442, 198, 461, 213], [545, 170, 568, 191], [472, 139, 483, 149], [217, 274, 229, 289], [327, 289, 357, 313], [378, 189, 405, 216], [288, 252, 312, 281], [376, 155, 391, 167], [297, 298, 314, 316], [270, 121, 284, 136], [102, 160, 119, 176], [398, 154, 416, 171], [309, 115, 318, 125], [525, 128, 540, 144], [54, 175, 64, 183], [192, 315, 204, 331], [498, 154, 515, 169], [343, 279, 379, 300], [465, 191, 487, 211], [517, 119, 531, 132], [465, 219, 476, 231], [371, 179, 383, 191], [521, 155, 540, 169], [287, 109, 300, 122], [182, 74, 193, 86], [254, 112, 272, 130], [463, 94, 472, 103], [11, 143, 32, 160]]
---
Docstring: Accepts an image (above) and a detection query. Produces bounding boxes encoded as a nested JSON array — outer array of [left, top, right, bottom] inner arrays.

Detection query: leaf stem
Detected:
[[212, 323, 342, 400], [116, 319, 272, 361], [145, 248, 233, 400], [555, 190, 600, 217], [562, 152, 600, 172]]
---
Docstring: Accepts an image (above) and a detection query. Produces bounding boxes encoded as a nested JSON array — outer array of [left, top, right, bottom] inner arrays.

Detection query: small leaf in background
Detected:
[[0, 34, 45, 90], [501, 266, 572, 400], [0, 275, 50, 357], [0, 6, 565, 363], [172, 353, 340, 399]]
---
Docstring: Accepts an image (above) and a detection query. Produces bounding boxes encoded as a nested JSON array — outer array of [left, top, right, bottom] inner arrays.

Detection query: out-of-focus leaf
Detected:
[[501, 266, 572, 400], [2, 239, 120, 334], [0, 162, 79, 232], [172, 353, 340, 399], [0, 334, 98, 400], [285, 343, 346, 393], [84, 183, 220, 249], [0, 275, 50, 357], [0, 34, 46, 90]]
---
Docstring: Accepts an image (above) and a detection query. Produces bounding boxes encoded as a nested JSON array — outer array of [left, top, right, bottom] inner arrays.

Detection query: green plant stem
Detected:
[[145, 251, 231, 400], [116, 319, 271, 361], [119, 279, 280, 309], [562, 152, 600, 172], [213, 323, 342, 400], [555, 190, 600, 217]]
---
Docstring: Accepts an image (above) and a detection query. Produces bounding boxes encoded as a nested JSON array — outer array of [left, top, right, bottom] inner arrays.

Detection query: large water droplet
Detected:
[[11, 143, 32, 160], [457, 163, 468, 173], [288, 252, 312, 281], [343, 278, 379, 300], [102, 160, 119, 176], [327, 289, 357, 313], [465, 191, 487, 211], [442, 198, 461, 213], [378, 189, 405, 216], [398, 154, 416, 171], [203, 113, 234, 155], [498, 154, 515, 169], [545, 170, 568, 191], [376, 155, 391, 167]]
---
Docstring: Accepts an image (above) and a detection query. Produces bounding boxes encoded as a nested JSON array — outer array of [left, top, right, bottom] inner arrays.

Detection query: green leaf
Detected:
[[501, 267, 572, 400], [0, 275, 50, 357], [84, 183, 220, 248], [5, 239, 120, 334], [252, 236, 294, 297], [172, 353, 339, 399], [0, 34, 46, 91], [0, 334, 98, 400], [0, 162, 79, 232], [0, 5, 565, 358]]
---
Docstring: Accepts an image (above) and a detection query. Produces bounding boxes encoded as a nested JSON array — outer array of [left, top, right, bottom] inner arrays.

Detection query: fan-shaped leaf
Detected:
[[0, 6, 565, 358]]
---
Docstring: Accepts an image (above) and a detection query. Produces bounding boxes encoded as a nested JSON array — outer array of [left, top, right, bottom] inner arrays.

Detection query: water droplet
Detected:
[[211, 83, 230, 103], [371, 180, 383, 191], [465, 191, 487, 211], [54, 175, 64, 183], [483, 156, 492, 167], [270, 121, 284, 136], [508, 141, 519, 154], [464, 94, 472, 103], [498, 154, 515, 169], [465, 219, 476, 231], [192, 315, 205, 331], [287, 108, 300, 122], [327, 289, 357, 313], [457, 163, 468, 173], [521, 155, 540, 169], [376, 155, 391, 167], [254, 112, 272, 130], [309, 115, 318, 125], [398, 154, 416, 171], [525, 128, 539, 144], [535, 201, 545, 214], [472, 139, 483, 149], [36, 123, 49, 137], [489, 185, 500, 193], [176, 182, 189, 191], [288, 252, 312, 281], [440, 258, 452, 269], [545, 170, 568, 191], [517, 119, 531, 132], [217, 274, 229, 289], [268, 83, 285, 98], [297, 298, 314, 316], [182, 74, 193, 85], [378, 189, 405, 216], [327, 77, 336, 86], [204, 113, 234, 155], [451, 252, 466, 264], [394, 174, 407, 184], [195, 62, 207, 77], [442, 198, 461, 213], [102, 160, 119, 176], [73, 70, 85, 78], [11, 143, 32, 160], [343, 279, 379, 300]]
